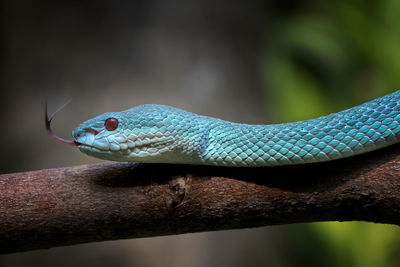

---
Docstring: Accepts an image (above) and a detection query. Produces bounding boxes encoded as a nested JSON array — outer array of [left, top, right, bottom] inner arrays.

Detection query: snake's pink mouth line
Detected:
[[77, 143, 109, 151]]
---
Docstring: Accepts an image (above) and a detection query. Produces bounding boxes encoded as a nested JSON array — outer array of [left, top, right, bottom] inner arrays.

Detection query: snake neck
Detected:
[[198, 91, 400, 167]]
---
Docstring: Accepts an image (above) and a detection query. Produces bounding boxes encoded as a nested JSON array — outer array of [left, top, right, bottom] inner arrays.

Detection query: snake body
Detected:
[[72, 90, 400, 166]]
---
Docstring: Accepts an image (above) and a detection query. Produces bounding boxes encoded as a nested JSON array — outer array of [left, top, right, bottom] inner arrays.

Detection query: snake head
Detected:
[[73, 111, 120, 148], [71, 104, 206, 163]]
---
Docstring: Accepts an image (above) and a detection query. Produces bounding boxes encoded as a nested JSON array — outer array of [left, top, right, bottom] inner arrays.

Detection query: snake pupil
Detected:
[[105, 118, 118, 131]]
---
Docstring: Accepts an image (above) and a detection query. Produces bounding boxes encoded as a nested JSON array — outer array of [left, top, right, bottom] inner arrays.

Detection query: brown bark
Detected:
[[1, 144, 400, 254]]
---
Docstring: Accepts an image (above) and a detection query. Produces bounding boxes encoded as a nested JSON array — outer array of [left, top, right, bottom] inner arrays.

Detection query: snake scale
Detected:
[[46, 90, 400, 167]]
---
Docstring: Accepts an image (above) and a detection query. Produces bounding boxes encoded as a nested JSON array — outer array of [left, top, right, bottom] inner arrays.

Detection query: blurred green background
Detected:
[[2, 0, 400, 266], [263, 1, 400, 266]]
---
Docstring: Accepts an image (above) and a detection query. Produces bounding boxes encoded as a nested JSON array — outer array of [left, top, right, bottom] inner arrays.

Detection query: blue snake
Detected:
[[46, 90, 400, 166]]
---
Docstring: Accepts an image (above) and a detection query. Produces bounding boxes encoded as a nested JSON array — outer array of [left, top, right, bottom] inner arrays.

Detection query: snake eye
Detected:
[[105, 118, 119, 131]]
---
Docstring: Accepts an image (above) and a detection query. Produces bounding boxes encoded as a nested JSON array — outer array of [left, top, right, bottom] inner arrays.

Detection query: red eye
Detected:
[[105, 118, 119, 131]]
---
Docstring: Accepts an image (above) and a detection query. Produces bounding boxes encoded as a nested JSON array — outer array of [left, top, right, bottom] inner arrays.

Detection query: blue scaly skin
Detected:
[[73, 90, 400, 166]]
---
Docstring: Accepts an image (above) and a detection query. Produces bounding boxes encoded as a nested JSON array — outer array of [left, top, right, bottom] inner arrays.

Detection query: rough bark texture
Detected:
[[1, 144, 400, 254]]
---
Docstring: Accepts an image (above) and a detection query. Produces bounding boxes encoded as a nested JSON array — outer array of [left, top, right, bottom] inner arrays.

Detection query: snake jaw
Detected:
[[74, 132, 108, 151], [76, 142, 105, 151]]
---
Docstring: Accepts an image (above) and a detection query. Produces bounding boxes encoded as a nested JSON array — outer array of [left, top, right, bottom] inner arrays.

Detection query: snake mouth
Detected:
[[77, 143, 109, 151]]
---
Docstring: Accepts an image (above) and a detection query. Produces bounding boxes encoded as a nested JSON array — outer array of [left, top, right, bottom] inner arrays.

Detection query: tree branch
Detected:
[[1, 144, 400, 254]]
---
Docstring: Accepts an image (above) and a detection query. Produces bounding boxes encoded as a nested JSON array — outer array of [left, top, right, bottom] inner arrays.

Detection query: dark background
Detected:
[[2, 1, 400, 266]]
